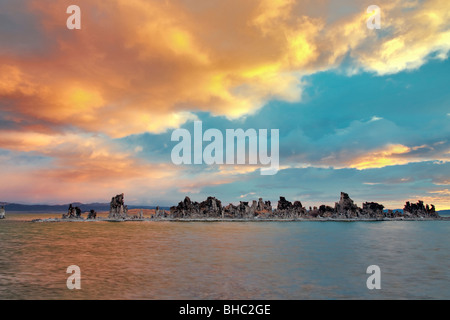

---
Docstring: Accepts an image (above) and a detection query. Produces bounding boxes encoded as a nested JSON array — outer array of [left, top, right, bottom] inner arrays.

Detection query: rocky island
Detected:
[[164, 192, 441, 221], [30, 192, 445, 223]]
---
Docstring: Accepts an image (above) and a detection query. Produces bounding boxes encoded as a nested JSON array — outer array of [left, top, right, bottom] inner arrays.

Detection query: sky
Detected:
[[0, 0, 449, 209]]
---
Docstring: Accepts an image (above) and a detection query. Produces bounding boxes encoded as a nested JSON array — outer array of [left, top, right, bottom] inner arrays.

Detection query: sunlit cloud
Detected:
[[350, 144, 411, 169], [1, 0, 449, 137]]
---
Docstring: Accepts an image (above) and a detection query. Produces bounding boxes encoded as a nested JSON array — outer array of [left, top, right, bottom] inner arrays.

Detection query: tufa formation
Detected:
[[168, 192, 440, 220], [109, 193, 128, 219]]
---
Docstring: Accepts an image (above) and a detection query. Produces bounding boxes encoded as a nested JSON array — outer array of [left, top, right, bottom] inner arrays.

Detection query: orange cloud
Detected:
[[1, 0, 449, 139], [334, 144, 449, 170], [350, 144, 412, 169]]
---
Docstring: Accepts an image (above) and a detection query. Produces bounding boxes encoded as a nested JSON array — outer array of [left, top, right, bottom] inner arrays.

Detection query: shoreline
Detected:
[[29, 217, 450, 223]]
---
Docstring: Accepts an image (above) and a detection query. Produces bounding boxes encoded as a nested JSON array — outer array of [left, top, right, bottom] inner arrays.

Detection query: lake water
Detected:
[[0, 213, 449, 299]]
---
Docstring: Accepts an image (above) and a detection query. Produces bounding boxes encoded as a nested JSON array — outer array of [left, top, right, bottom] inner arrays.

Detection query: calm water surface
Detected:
[[0, 213, 449, 299]]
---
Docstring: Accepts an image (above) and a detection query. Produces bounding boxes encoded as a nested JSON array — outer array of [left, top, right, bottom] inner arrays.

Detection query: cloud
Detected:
[[356, 0, 450, 75], [239, 192, 256, 199], [1, 0, 449, 138], [0, 129, 182, 203], [349, 144, 411, 169]]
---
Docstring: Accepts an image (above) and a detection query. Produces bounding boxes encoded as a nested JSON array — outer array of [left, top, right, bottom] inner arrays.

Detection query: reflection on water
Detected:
[[0, 214, 449, 299]]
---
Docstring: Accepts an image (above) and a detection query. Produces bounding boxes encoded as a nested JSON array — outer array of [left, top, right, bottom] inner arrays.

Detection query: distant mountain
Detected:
[[438, 210, 450, 216], [1, 202, 169, 213]]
